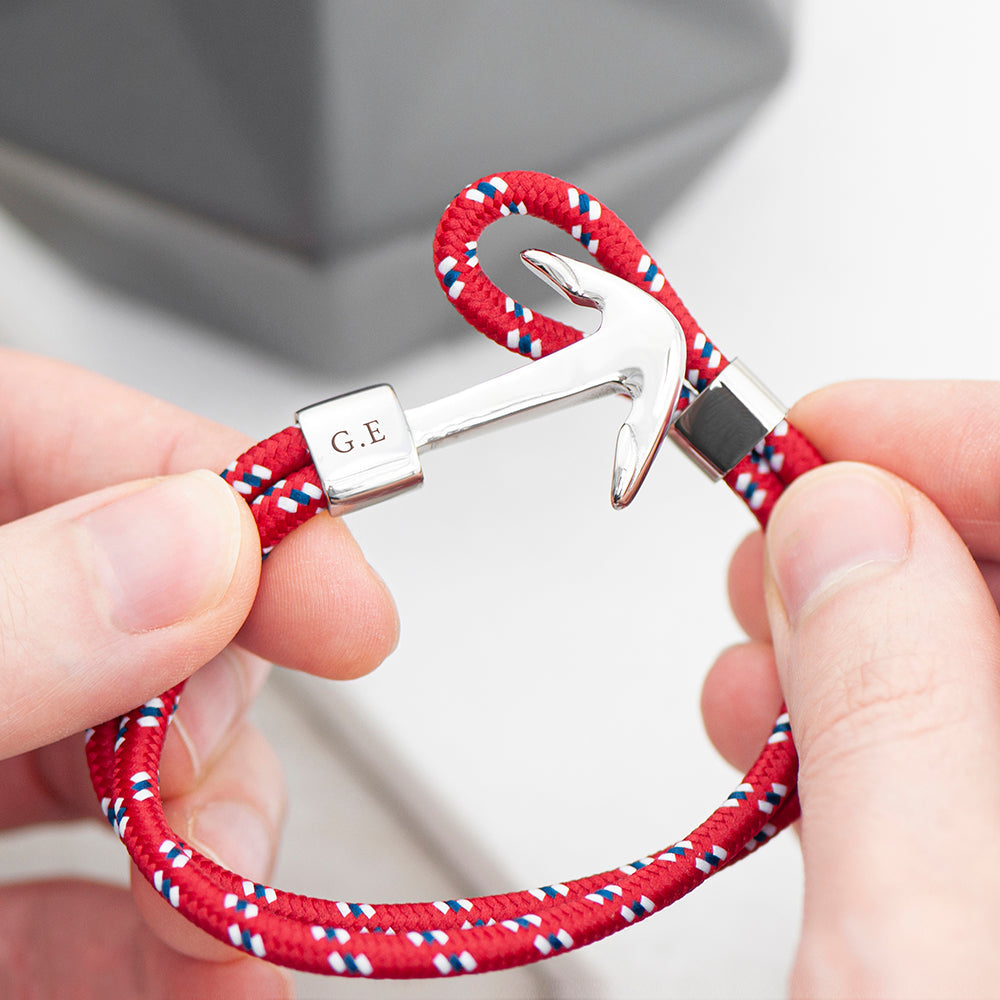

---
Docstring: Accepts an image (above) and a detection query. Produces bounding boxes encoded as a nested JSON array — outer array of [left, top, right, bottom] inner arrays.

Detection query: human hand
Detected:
[[701, 381, 1000, 998], [0, 350, 399, 998]]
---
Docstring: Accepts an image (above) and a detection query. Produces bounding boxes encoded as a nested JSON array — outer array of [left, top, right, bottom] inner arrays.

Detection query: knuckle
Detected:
[[795, 637, 962, 772]]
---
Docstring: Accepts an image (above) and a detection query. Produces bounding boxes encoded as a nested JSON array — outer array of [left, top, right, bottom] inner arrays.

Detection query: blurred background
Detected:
[[0, 2, 997, 996]]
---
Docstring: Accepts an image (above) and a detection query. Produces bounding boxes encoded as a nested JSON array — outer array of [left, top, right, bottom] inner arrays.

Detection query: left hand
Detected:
[[0, 350, 400, 998]]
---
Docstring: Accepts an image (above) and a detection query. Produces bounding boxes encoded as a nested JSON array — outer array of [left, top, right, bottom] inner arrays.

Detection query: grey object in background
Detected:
[[0, 1, 792, 372]]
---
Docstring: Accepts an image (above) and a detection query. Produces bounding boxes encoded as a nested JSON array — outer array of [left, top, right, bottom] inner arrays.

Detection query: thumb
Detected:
[[0, 471, 260, 758], [765, 462, 1000, 999]]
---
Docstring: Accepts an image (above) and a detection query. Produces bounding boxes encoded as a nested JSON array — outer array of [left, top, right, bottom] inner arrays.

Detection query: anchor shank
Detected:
[[405, 337, 628, 454]]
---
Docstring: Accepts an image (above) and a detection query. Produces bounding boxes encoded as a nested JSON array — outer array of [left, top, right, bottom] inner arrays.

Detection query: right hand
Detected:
[[701, 381, 1000, 997]]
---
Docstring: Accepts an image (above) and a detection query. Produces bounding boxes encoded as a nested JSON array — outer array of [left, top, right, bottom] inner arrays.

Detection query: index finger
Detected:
[[0, 349, 398, 678], [792, 380, 1000, 560], [729, 379, 1000, 639]]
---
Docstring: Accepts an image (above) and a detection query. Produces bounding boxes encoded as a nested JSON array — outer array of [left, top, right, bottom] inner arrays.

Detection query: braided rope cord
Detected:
[[86, 172, 821, 978]]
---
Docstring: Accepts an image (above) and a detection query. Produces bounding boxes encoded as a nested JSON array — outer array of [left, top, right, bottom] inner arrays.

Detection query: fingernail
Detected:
[[82, 470, 243, 633], [767, 464, 911, 623], [192, 800, 274, 883]]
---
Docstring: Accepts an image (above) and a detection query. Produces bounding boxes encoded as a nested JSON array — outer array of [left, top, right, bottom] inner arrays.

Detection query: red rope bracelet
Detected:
[[86, 171, 823, 978]]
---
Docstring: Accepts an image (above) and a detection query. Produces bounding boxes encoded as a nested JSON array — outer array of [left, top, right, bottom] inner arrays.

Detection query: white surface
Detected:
[[1, 4, 999, 997]]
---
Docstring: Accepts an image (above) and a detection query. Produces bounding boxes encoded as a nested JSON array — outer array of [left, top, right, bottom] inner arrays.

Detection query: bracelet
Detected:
[[86, 171, 822, 979]]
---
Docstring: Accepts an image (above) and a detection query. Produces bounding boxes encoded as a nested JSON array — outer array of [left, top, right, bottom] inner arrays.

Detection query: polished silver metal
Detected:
[[407, 249, 687, 508], [296, 385, 423, 514], [298, 249, 687, 514], [668, 358, 786, 480]]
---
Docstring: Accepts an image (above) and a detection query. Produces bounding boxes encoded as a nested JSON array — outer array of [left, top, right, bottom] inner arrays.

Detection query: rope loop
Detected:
[[434, 171, 714, 370]]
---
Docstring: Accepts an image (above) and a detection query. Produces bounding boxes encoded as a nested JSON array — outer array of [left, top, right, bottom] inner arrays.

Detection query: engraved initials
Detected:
[[331, 419, 387, 454], [332, 430, 354, 453]]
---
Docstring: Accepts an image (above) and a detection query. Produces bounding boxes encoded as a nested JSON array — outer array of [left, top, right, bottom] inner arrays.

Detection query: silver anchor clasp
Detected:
[[296, 249, 684, 515], [296, 249, 785, 516]]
